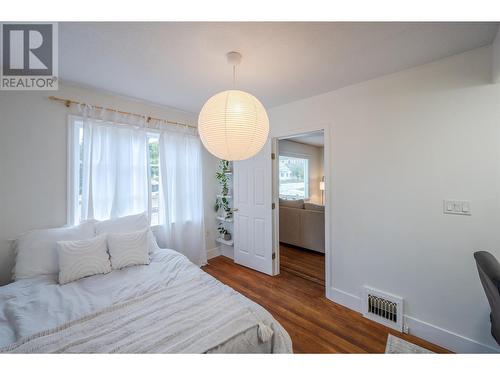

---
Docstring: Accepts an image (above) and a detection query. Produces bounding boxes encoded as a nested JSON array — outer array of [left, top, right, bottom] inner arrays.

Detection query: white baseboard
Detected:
[[404, 315, 500, 353], [220, 244, 234, 259], [328, 287, 361, 312], [207, 246, 221, 260], [328, 287, 500, 353]]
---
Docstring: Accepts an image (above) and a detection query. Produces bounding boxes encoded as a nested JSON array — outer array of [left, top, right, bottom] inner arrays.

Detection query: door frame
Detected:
[[271, 125, 332, 295]]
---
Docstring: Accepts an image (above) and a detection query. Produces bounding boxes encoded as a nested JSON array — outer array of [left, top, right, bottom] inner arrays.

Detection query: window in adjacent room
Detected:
[[279, 155, 309, 200]]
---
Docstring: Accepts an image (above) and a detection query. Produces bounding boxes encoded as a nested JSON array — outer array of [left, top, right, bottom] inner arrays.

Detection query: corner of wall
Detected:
[[491, 27, 500, 83], [207, 246, 221, 260]]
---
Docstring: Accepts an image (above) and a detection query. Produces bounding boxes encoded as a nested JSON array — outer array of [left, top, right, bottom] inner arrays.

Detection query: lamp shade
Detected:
[[198, 89, 269, 161], [319, 181, 325, 191]]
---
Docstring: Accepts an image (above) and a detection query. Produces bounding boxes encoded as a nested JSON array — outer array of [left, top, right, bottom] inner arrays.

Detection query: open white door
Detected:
[[233, 140, 273, 275]]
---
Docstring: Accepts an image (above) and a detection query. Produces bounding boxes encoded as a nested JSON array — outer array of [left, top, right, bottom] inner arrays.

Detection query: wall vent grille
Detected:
[[362, 286, 404, 331]]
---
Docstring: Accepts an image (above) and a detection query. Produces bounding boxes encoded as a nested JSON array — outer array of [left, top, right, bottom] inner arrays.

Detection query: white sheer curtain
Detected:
[[79, 107, 149, 221], [75, 105, 206, 267], [158, 129, 206, 266]]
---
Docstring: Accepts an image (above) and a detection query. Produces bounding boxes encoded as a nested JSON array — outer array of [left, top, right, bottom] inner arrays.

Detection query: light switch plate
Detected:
[[443, 200, 471, 216]]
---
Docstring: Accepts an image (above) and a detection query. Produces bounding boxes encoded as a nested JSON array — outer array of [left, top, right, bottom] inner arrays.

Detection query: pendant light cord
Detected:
[[232, 64, 236, 88]]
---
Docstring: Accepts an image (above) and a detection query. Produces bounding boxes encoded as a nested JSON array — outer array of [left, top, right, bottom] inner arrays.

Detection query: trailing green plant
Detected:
[[217, 223, 229, 235], [215, 160, 231, 196], [217, 223, 231, 240], [214, 159, 232, 217], [214, 196, 231, 216]]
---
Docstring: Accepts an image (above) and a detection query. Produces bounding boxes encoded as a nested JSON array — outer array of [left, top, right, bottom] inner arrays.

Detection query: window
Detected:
[[279, 155, 309, 200], [69, 117, 161, 226], [147, 134, 160, 226]]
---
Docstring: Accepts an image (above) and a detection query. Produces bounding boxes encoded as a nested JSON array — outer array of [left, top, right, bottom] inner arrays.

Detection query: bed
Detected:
[[0, 247, 292, 353]]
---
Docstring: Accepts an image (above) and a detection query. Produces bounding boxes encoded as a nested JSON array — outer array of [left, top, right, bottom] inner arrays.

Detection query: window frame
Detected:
[[147, 132, 160, 226], [278, 152, 310, 200], [67, 115, 84, 225]]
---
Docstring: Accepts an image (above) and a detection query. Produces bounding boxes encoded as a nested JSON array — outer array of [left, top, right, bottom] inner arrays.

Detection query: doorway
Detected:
[[273, 130, 327, 286]]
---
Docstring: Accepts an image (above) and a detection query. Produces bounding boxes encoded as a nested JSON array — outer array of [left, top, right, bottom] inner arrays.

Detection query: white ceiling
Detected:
[[286, 132, 324, 147], [59, 22, 498, 113]]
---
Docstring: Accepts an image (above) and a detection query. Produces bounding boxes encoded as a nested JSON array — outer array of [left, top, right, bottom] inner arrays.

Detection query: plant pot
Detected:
[[223, 233, 231, 241]]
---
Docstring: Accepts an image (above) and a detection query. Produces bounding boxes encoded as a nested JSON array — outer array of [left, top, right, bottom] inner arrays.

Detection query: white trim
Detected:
[[146, 133, 160, 226], [328, 286, 500, 353], [328, 287, 361, 312], [66, 115, 82, 226], [405, 316, 500, 354], [207, 246, 221, 260], [271, 123, 331, 287], [271, 138, 280, 275], [207, 245, 235, 260], [220, 243, 234, 259]]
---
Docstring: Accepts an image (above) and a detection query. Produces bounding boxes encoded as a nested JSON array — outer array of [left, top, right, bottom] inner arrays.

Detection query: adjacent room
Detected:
[[278, 131, 326, 286], [1, 20, 500, 359]]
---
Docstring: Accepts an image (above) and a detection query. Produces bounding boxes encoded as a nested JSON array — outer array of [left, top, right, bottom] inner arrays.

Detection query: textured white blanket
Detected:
[[0, 249, 292, 353]]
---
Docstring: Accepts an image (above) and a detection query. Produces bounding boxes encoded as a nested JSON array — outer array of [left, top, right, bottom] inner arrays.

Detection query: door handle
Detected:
[[233, 208, 239, 212]]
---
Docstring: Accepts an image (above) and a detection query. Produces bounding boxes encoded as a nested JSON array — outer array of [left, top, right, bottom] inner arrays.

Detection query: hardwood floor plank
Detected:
[[202, 255, 451, 354], [280, 243, 325, 285]]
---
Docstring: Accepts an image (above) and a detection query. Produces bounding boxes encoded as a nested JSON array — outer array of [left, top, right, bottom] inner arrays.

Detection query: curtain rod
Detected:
[[48, 95, 197, 130]]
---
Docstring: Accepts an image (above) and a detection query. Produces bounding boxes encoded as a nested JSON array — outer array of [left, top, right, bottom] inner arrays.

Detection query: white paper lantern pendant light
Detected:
[[198, 51, 269, 161]]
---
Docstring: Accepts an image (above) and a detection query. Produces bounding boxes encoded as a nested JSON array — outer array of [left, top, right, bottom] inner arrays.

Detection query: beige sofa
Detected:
[[279, 199, 325, 253]]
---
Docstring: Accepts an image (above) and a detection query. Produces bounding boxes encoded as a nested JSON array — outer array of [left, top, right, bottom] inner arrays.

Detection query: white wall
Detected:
[[0, 82, 219, 286], [279, 139, 324, 204], [270, 46, 500, 352]]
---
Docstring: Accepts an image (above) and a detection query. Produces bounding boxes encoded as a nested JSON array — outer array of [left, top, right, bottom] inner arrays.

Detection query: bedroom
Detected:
[[1, 0, 500, 372]]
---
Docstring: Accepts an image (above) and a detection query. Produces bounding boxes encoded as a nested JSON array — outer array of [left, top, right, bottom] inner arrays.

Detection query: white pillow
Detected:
[[13, 221, 96, 280], [107, 229, 151, 270], [57, 234, 111, 285], [95, 213, 159, 252]]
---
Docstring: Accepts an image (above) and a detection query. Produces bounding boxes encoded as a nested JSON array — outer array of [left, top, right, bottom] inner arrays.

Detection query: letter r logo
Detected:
[[2, 24, 53, 76]]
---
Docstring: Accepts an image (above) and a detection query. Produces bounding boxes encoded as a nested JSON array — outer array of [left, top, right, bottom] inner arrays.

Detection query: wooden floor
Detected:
[[203, 249, 450, 353], [280, 243, 325, 285]]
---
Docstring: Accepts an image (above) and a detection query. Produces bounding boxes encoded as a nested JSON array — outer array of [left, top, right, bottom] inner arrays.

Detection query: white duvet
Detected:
[[0, 249, 292, 353]]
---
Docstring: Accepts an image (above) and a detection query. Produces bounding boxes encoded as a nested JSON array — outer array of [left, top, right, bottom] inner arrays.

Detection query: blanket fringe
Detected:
[[258, 323, 274, 342]]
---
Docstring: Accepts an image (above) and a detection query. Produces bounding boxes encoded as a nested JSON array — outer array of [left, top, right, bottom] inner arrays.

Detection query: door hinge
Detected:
[[271, 152, 276, 160], [271, 202, 275, 209], [272, 253, 276, 260]]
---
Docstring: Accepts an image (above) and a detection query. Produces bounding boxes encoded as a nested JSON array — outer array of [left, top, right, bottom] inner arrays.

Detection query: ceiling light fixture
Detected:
[[198, 51, 269, 161]]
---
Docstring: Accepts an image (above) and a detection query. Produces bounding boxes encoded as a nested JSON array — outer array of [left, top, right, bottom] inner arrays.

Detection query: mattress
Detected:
[[0, 248, 292, 353]]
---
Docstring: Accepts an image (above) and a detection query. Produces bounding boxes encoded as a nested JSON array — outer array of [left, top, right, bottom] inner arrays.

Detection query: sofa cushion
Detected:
[[304, 203, 325, 212], [279, 198, 304, 209]]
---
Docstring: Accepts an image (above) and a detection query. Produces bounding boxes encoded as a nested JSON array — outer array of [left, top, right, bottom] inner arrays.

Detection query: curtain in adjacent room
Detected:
[[157, 128, 207, 266]]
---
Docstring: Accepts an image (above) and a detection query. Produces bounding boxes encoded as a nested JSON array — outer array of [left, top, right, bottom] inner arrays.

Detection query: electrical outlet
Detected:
[[443, 200, 471, 216]]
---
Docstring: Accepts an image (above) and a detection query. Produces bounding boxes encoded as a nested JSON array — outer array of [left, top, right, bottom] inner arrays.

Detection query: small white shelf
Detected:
[[217, 195, 232, 199], [216, 238, 234, 246], [217, 216, 233, 223]]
